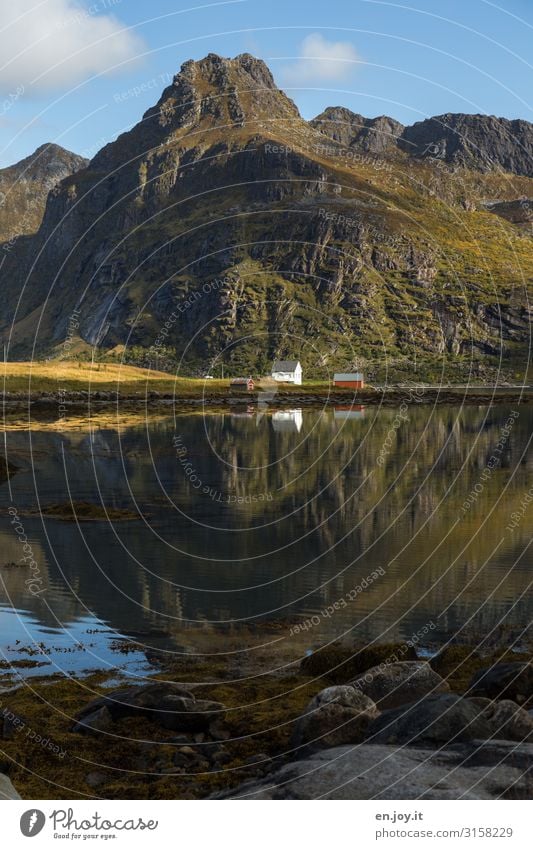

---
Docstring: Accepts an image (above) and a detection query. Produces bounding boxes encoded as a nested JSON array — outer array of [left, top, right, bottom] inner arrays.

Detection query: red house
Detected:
[[230, 377, 255, 392], [333, 372, 365, 389]]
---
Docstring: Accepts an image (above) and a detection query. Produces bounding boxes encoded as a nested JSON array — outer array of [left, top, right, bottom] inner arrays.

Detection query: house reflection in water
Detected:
[[334, 405, 365, 421], [272, 409, 303, 433]]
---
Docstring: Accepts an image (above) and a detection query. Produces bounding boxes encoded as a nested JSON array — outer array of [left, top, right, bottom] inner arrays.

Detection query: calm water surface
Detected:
[[1, 404, 531, 677]]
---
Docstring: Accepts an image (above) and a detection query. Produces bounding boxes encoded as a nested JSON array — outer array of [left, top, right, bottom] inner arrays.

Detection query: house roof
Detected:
[[272, 360, 300, 371], [334, 372, 364, 381]]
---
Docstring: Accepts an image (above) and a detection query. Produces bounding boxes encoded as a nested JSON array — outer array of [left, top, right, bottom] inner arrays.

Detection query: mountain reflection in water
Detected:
[[0, 405, 531, 675]]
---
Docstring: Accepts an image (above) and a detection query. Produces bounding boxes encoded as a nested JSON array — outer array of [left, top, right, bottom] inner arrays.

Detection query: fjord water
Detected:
[[1, 405, 531, 676]]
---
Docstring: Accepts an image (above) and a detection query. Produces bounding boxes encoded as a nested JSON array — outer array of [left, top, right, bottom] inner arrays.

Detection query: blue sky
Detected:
[[0, 0, 532, 166]]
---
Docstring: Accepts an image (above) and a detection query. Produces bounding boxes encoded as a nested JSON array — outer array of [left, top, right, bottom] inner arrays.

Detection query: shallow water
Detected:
[[0, 404, 531, 677]]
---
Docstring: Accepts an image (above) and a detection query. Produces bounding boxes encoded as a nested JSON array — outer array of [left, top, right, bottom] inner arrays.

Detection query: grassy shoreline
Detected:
[[0, 361, 531, 410], [0, 360, 533, 406]]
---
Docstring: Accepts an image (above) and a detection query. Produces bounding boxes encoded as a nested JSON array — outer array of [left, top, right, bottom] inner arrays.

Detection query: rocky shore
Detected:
[[2, 642, 533, 800], [1, 386, 531, 411]]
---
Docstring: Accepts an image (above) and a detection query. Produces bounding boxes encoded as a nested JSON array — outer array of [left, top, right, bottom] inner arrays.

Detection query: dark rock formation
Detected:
[[72, 682, 225, 734], [399, 113, 533, 176], [217, 740, 533, 799], [311, 106, 404, 154], [468, 662, 533, 706]]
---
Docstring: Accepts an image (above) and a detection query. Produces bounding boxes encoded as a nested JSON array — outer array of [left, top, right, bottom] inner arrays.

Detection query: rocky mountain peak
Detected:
[[0, 143, 87, 242], [152, 51, 300, 130], [399, 113, 533, 176], [5, 143, 87, 184], [311, 106, 405, 154], [91, 53, 301, 171]]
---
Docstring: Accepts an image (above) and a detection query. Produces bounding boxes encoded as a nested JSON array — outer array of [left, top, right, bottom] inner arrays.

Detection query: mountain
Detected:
[[399, 114, 533, 176], [0, 144, 87, 244], [0, 53, 531, 380], [310, 107, 404, 154]]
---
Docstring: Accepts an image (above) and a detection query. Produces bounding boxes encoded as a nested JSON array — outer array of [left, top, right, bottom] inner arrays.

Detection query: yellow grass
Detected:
[[1, 361, 224, 395]]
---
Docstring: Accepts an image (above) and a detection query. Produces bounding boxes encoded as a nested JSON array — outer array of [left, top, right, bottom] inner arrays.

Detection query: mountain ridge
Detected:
[[0, 53, 531, 381]]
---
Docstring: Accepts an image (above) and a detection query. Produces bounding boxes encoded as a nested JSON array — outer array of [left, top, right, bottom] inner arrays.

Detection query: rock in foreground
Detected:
[[291, 685, 379, 751], [469, 662, 533, 706], [366, 694, 533, 746], [73, 682, 225, 734], [218, 740, 533, 799], [351, 661, 450, 710], [0, 773, 20, 799]]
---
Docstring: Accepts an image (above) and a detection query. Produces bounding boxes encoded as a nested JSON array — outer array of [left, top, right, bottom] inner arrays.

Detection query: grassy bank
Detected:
[[0, 361, 530, 407]]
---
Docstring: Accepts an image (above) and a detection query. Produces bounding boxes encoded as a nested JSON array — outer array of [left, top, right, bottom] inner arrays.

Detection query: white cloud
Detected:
[[0, 0, 144, 94], [282, 34, 361, 85]]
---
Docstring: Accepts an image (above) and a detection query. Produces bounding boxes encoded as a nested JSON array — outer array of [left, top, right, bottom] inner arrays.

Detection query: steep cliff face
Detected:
[[0, 144, 87, 243], [0, 55, 531, 378], [311, 106, 405, 155], [399, 113, 533, 176]]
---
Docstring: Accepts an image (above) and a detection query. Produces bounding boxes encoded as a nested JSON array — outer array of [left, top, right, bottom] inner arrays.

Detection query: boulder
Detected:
[[468, 662, 533, 706], [72, 682, 224, 734], [291, 685, 379, 750], [0, 773, 20, 800], [155, 696, 224, 731], [473, 698, 533, 741], [367, 695, 533, 747], [351, 661, 449, 710], [75, 682, 193, 721], [73, 706, 114, 735], [217, 740, 533, 799], [366, 695, 492, 745]]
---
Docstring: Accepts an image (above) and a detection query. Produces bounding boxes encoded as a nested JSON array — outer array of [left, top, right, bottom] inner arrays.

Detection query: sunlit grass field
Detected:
[[0, 361, 340, 397]]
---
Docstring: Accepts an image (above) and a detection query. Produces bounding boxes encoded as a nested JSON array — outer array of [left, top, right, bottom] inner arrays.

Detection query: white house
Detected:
[[271, 359, 302, 385]]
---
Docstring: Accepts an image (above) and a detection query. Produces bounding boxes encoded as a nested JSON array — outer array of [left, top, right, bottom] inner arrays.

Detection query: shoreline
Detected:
[[1, 636, 532, 800], [2, 386, 531, 411]]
